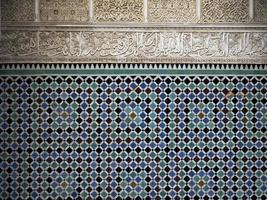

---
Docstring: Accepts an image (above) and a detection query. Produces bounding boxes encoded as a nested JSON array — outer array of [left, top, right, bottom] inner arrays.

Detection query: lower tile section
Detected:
[[0, 75, 266, 199]]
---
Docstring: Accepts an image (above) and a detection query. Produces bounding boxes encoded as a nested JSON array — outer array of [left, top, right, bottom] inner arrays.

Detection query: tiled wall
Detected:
[[0, 65, 266, 199]]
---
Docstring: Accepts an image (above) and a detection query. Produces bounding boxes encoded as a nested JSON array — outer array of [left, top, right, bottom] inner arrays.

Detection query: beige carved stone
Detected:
[[148, 0, 197, 22], [93, 0, 143, 22], [255, 0, 267, 22], [0, 30, 266, 64], [39, 32, 70, 56], [0, 31, 38, 56], [1, 0, 35, 21], [39, 0, 90, 22], [201, 0, 249, 23]]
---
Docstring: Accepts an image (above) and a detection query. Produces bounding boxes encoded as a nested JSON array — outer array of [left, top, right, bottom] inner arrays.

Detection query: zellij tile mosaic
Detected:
[[0, 75, 266, 199]]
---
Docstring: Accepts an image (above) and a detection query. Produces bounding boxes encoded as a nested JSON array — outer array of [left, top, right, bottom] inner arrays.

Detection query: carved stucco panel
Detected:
[[0, 31, 38, 56], [227, 33, 266, 56], [93, 0, 144, 22], [39, 32, 70, 56], [78, 32, 138, 57], [39, 0, 90, 22], [148, 0, 197, 23], [201, 0, 250, 23], [1, 0, 35, 21], [255, 0, 267, 22]]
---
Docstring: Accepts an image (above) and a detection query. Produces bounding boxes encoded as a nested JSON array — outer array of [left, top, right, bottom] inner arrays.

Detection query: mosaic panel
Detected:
[[1, 0, 35, 21], [0, 75, 266, 199], [39, 0, 90, 22], [93, 0, 144, 22], [255, 0, 267, 22], [201, 0, 250, 23], [148, 0, 197, 22]]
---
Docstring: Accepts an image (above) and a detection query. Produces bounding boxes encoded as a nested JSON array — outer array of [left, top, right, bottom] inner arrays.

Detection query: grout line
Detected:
[[144, 0, 148, 23], [249, 0, 254, 20], [90, 0, 93, 22], [35, 0, 40, 22]]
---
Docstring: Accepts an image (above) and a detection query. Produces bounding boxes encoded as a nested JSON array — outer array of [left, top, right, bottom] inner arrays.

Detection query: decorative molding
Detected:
[[0, 30, 266, 64], [2, 21, 267, 30], [148, 0, 197, 23], [35, 0, 40, 22], [144, 0, 148, 23], [196, 0, 201, 20], [249, 0, 254, 20], [0, 63, 266, 70], [89, 0, 93, 21], [93, 0, 144, 22]]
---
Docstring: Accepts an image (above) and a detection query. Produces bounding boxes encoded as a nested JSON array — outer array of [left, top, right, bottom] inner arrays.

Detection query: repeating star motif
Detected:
[[0, 75, 266, 199]]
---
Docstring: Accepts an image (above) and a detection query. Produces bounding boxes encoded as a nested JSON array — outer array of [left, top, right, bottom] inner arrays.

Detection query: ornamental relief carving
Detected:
[[255, 0, 267, 22], [39, 0, 90, 21], [201, 0, 250, 23], [1, 0, 266, 23], [1, 0, 35, 21], [0, 31, 266, 63], [39, 32, 70, 56], [148, 0, 197, 22], [93, 0, 144, 22], [0, 31, 38, 56]]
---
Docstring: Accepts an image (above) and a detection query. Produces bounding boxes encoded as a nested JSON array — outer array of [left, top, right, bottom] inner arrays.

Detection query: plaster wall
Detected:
[[0, 0, 266, 64]]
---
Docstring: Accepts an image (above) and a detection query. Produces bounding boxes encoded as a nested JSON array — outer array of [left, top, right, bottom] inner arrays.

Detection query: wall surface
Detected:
[[0, 2, 267, 200], [0, 0, 266, 64]]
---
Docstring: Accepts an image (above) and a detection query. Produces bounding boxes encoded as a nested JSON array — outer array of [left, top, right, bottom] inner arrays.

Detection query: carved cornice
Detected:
[[1, 63, 266, 70], [0, 26, 266, 64], [2, 22, 267, 29]]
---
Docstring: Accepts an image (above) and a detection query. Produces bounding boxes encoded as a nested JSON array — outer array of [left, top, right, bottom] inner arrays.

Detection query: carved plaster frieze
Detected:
[[148, 0, 197, 23], [0, 30, 266, 64], [39, 0, 90, 22], [201, 0, 250, 23], [93, 0, 144, 22], [0, 31, 38, 56], [1, 0, 35, 21]]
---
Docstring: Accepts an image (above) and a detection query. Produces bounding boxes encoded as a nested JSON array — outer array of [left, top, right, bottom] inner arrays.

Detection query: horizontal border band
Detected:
[[1, 69, 266, 76], [1, 30, 266, 64], [1, 64, 266, 70], [2, 23, 267, 30]]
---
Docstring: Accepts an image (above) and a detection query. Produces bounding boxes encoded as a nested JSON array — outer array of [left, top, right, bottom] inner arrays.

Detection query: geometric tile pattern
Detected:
[[0, 76, 266, 199]]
